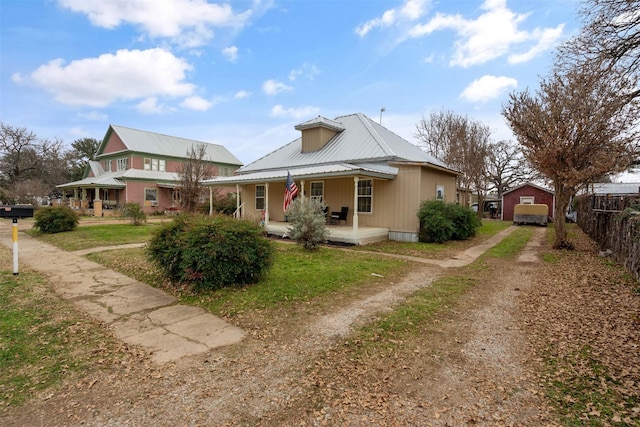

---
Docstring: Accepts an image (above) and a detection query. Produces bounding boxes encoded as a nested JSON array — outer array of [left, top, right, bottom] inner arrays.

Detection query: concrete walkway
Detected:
[[0, 219, 245, 364], [0, 218, 517, 365]]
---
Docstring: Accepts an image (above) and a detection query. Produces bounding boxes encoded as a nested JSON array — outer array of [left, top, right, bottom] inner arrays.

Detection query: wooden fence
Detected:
[[576, 194, 640, 282]]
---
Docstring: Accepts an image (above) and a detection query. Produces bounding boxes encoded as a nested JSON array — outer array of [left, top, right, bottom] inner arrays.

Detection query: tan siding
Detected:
[[323, 178, 354, 225], [301, 127, 337, 153]]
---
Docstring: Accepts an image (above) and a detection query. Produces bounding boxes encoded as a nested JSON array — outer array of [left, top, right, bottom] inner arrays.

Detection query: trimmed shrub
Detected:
[[147, 214, 274, 289], [417, 200, 480, 243], [123, 202, 147, 225], [286, 197, 329, 251], [33, 206, 79, 233]]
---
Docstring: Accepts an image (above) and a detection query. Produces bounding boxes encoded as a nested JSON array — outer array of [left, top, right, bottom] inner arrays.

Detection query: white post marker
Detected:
[[12, 218, 19, 275]]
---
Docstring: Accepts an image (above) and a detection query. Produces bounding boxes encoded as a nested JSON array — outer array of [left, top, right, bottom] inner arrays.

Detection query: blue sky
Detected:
[[1, 0, 582, 168]]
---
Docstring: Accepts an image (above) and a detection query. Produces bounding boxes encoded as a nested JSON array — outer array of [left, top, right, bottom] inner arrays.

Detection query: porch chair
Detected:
[[330, 206, 349, 225]]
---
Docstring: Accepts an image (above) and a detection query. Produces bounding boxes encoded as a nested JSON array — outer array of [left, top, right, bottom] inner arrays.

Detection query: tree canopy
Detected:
[[502, 61, 640, 249]]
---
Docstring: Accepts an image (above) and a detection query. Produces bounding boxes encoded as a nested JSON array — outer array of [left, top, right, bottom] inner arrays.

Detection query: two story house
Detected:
[[57, 125, 242, 216]]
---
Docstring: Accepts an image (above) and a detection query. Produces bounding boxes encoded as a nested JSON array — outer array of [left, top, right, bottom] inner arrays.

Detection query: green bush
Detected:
[[417, 200, 480, 243], [147, 214, 274, 289], [286, 197, 329, 251], [33, 206, 79, 233], [123, 202, 147, 225]]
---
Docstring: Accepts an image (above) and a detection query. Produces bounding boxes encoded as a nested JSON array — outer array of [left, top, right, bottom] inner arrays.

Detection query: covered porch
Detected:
[[265, 221, 389, 246]]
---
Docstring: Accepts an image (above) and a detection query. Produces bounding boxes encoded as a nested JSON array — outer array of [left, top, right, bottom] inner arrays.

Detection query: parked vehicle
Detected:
[[513, 204, 548, 226]]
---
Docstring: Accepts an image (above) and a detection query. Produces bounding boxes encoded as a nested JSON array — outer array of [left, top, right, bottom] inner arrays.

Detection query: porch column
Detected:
[[352, 177, 359, 232], [93, 186, 103, 217], [81, 188, 88, 209], [209, 187, 213, 215], [300, 180, 305, 203], [236, 185, 241, 218], [73, 188, 79, 208], [264, 183, 270, 225]]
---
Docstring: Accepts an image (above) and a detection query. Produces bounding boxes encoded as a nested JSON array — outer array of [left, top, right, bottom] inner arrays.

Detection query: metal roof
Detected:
[[97, 125, 243, 166], [294, 115, 345, 132], [57, 168, 180, 189], [203, 163, 399, 186], [591, 182, 640, 195], [238, 113, 455, 174]]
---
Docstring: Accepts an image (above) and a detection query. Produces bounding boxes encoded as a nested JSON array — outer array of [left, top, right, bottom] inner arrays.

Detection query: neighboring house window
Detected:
[[520, 196, 535, 204], [310, 181, 324, 202], [255, 185, 265, 210], [117, 158, 128, 171], [436, 185, 445, 201], [104, 160, 112, 172], [145, 188, 158, 206], [357, 179, 373, 213], [144, 158, 166, 171]]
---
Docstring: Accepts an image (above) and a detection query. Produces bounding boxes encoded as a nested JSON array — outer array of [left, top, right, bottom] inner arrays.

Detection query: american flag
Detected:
[[283, 171, 299, 211]]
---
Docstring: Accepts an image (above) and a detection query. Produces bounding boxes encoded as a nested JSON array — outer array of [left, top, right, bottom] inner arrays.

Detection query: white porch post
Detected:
[[352, 177, 359, 232], [236, 184, 241, 218], [264, 182, 270, 225], [209, 187, 213, 215]]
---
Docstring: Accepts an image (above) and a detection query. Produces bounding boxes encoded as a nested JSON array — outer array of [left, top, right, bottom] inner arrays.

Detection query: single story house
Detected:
[[203, 113, 460, 245], [501, 182, 555, 221], [57, 125, 243, 216]]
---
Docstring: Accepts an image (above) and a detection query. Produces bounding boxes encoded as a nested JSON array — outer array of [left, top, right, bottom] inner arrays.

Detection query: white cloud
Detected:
[[77, 111, 108, 121], [222, 45, 239, 62], [460, 75, 517, 103], [270, 105, 320, 120], [407, 0, 565, 67], [58, 0, 252, 48], [14, 48, 195, 107], [180, 95, 213, 111], [262, 79, 292, 95], [234, 90, 251, 99], [355, 0, 428, 37], [288, 63, 320, 81], [136, 97, 169, 114], [508, 25, 565, 64]]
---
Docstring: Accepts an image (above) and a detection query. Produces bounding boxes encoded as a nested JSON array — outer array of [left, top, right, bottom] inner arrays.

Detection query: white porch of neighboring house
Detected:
[[265, 221, 389, 246]]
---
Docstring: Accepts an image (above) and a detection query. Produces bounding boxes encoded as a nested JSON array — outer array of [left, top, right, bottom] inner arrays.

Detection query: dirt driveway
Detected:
[[4, 225, 638, 426]]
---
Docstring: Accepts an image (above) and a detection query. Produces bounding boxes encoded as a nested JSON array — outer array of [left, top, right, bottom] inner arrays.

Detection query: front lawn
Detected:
[[26, 223, 161, 251], [87, 244, 410, 317]]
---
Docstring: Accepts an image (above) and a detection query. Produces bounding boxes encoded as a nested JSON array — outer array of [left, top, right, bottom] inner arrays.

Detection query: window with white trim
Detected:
[[310, 181, 324, 202], [144, 188, 158, 206], [144, 158, 166, 171], [357, 179, 373, 213], [104, 160, 112, 172], [255, 185, 265, 210], [520, 196, 535, 204], [117, 158, 128, 171]]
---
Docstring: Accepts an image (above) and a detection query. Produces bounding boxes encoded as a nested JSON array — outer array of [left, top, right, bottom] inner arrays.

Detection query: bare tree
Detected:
[[502, 61, 640, 249], [177, 143, 214, 213], [486, 140, 539, 197], [561, 0, 640, 92], [415, 110, 491, 214], [0, 123, 71, 201]]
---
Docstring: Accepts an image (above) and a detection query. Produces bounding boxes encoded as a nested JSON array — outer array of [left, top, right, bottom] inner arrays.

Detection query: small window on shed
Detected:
[[520, 196, 535, 204]]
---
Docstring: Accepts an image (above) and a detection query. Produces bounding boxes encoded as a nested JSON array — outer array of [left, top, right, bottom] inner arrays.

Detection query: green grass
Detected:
[[352, 219, 512, 258], [27, 223, 161, 251], [88, 243, 409, 316], [484, 227, 532, 258], [350, 225, 532, 354], [0, 249, 116, 406]]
